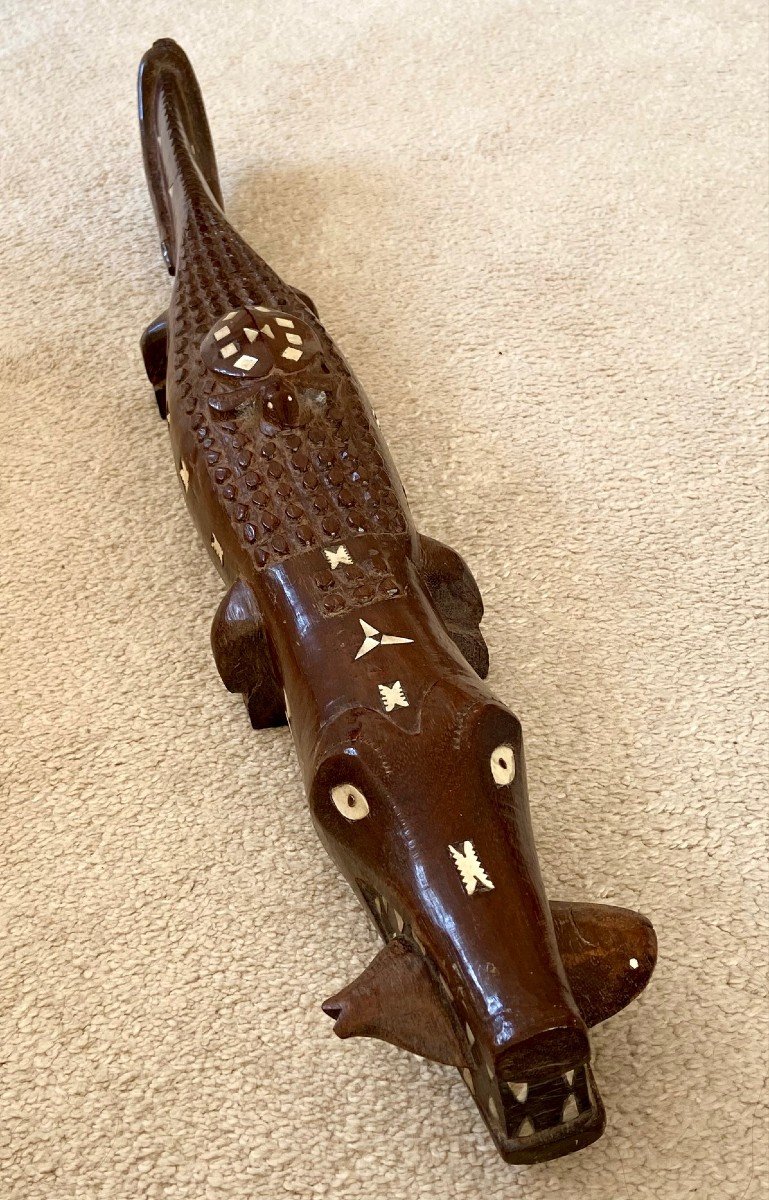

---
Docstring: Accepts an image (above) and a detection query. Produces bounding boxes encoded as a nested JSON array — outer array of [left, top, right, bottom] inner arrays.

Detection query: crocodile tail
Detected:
[[137, 39, 223, 275]]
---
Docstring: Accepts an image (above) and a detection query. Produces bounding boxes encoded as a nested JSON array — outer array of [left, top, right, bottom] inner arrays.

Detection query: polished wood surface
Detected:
[[138, 39, 656, 1164]]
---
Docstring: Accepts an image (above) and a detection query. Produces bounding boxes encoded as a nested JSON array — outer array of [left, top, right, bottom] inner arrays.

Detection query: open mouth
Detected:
[[355, 882, 606, 1162], [460, 1056, 605, 1164], [493, 1062, 605, 1163]]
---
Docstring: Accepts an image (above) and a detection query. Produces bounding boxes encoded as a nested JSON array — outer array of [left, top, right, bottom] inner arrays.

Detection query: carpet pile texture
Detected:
[[1, 2, 766, 1197]]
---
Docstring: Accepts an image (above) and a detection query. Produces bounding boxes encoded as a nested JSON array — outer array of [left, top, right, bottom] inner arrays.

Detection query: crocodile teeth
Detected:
[[508, 1081, 528, 1104], [564, 1069, 575, 1086], [517, 1117, 535, 1139], [562, 1093, 579, 1123]]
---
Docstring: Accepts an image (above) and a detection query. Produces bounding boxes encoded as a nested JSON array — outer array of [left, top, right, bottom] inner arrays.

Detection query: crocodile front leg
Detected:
[[418, 534, 489, 678], [211, 579, 286, 729]]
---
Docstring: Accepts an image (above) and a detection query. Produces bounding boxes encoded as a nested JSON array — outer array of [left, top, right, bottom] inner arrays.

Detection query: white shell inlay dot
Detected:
[[211, 535, 223, 562], [179, 460, 189, 491], [324, 545, 353, 569], [448, 841, 495, 895], [490, 744, 515, 786], [488, 1097, 500, 1122], [285, 332, 302, 345], [331, 784, 370, 821], [629, 957, 639, 969], [234, 354, 257, 370], [244, 327, 258, 342], [275, 317, 294, 328], [282, 346, 303, 362], [219, 342, 237, 358], [260, 324, 275, 339], [378, 681, 409, 712], [214, 325, 231, 341], [562, 1093, 579, 1123], [461, 1068, 475, 1094]]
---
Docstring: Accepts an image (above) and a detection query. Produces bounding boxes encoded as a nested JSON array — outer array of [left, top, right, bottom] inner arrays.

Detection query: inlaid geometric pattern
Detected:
[[448, 841, 495, 895], [378, 680, 409, 712], [200, 306, 320, 380]]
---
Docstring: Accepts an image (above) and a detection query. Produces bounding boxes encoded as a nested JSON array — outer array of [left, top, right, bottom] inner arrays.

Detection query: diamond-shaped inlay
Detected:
[[201, 306, 321, 384]]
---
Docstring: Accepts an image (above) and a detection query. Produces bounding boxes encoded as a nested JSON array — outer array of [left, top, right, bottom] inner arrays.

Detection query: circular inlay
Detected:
[[331, 784, 370, 821], [490, 744, 515, 786]]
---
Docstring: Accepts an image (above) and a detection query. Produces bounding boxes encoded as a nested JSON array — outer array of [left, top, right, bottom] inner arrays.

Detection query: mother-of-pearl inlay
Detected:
[[331, 784, 370, 821], [324, 545, 353, 570], [490, 744, 515, 786], [448, 841, 495, 895], [378, 681, 409, 712], [355, 620, 413, 660]]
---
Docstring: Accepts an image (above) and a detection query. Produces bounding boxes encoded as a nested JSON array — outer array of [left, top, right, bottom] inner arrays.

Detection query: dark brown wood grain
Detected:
[[137, 39, 656, 1164]]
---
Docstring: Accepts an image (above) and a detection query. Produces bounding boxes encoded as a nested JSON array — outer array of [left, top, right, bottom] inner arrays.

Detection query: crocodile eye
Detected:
[[331, 784, 370, 821], [490, 745, 515, 786]]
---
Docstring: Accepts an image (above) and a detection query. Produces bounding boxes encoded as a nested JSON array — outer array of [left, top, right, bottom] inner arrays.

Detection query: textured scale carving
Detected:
[[170, 226, 408, 568]]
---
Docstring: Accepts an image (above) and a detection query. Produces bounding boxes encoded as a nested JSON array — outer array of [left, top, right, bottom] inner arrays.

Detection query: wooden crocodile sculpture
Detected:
[[137, 39, 656, 1164]]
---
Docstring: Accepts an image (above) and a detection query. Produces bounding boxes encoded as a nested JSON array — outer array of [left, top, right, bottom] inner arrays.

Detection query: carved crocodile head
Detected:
[[309, 677, 655, 1162]]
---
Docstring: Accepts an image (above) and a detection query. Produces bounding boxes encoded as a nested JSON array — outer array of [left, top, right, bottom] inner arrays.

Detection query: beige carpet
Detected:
[[1, 2, 767, 1197]]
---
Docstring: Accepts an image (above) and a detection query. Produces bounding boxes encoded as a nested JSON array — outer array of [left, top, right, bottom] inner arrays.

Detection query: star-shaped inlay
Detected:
[[355, 619, 414, 660]]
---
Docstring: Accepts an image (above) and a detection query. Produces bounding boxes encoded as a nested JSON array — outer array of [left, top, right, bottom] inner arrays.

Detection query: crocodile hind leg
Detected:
[[417, 534, 489, 678], [140, 310, 169, 419], [211, 579, 287, 728]]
